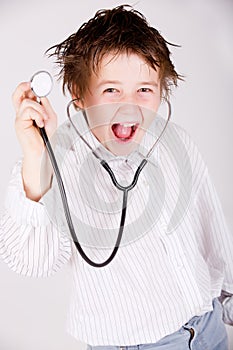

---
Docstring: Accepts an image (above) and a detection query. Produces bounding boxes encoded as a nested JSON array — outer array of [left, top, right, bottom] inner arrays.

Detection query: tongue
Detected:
[[113, 124, 132, 139]]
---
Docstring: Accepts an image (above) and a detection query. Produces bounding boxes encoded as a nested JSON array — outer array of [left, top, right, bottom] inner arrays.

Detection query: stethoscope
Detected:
[[31, 70, 171, 268]]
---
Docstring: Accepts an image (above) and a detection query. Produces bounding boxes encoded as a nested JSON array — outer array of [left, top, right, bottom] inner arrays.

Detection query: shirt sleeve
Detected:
[[0, 160, 72, 277], [192, 169, 233, 324]]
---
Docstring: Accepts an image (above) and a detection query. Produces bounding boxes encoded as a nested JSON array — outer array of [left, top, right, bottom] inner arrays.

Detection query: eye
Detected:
[[103, 88, 119, 93], [138, 87, 153, 93]]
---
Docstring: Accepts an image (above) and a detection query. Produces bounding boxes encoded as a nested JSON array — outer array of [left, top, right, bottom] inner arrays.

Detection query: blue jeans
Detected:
[[87, 299, 228, 350]]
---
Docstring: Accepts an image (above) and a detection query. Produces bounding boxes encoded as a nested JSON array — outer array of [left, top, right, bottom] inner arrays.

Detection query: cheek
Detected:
[[82, 92, 101, 109], [153, 92, 161, 107], [139, 94, 161, 111], [90, 125, 110, 142], [85, 103, 119, 132]]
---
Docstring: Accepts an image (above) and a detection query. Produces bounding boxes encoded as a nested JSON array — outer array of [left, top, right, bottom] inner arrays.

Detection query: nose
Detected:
[[119, 90, 138, 105], [112, 103, 143, 124]]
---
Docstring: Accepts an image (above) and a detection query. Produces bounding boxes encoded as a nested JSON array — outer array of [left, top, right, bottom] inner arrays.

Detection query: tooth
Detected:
[[120, 123, 135, 127]]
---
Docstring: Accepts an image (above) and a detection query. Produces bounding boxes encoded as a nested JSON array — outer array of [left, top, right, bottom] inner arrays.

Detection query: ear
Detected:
[[71, 94, 84, 109]]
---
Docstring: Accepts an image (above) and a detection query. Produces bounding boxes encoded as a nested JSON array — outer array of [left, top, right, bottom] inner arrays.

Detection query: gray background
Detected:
[[0, 0, 232, 349]]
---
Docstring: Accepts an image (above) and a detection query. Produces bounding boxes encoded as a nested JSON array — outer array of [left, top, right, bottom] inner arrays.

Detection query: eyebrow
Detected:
[[139, 81, 159, 87], [97, 80, 159, 88], [97, 80, 121, 88]]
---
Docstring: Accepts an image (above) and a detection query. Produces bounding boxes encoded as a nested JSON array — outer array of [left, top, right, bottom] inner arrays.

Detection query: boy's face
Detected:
[[79, 52, 161, 156]]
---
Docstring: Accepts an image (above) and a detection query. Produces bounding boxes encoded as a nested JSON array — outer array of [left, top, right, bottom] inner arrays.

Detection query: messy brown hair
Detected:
[[47, 5, 182, 101]]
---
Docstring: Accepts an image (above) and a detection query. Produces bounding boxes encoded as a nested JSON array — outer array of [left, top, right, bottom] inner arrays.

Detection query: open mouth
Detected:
[[111, 122, 139, 142]]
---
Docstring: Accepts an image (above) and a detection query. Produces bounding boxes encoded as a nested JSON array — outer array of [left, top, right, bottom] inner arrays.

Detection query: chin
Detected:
[[104, 139, 140, 157]]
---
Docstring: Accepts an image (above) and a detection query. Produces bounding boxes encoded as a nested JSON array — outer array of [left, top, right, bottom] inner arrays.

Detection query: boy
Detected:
[[0, 5, 232, 350]]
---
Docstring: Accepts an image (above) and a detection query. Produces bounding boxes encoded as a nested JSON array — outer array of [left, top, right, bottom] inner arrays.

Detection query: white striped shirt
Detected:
[[0, 116, 233, 346]]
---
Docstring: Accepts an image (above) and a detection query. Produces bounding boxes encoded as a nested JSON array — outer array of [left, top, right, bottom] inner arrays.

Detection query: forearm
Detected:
[[22, 153, 53, 201]]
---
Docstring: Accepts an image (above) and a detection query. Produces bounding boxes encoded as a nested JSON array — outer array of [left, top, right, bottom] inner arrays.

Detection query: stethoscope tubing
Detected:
[[39, 100, 171, 267], [39, 126, 128, 267]]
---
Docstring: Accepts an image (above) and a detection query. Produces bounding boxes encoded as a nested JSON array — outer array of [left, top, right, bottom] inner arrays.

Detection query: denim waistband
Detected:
[[87, 298, 228, 350]]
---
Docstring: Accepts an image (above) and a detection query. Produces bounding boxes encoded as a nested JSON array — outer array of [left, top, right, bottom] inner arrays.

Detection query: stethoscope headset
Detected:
[[31, 70, 171, 268]]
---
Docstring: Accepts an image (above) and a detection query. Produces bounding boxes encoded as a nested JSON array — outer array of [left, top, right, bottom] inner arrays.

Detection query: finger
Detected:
[[16, 106, 46, 128], [40, 97, 57, 119], [19, 98, 49, 121], [12, 82, 32, 112]]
